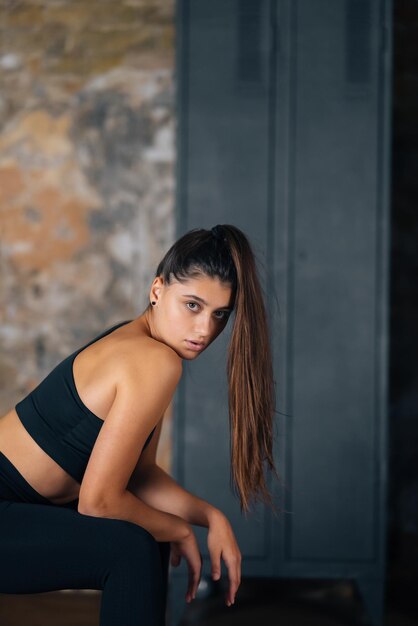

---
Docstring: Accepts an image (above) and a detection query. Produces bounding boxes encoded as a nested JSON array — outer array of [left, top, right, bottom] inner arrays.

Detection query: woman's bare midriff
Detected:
[[0, 320, 144, 506], [0, 408, 83, 505]]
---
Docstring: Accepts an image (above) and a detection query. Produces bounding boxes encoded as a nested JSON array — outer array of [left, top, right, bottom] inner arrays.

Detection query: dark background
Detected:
[[388, 0, 418, 614]]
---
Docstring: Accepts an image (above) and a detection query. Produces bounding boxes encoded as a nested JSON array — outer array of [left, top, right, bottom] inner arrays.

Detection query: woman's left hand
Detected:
[[207, 509, 242, 607]]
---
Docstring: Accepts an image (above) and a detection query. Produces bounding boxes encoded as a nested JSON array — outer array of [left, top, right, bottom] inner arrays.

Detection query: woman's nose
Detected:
[[194, 315, 212, 338]]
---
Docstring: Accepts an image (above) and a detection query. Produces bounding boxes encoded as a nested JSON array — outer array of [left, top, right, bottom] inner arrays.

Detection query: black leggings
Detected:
[[0, 451, 170, 625]]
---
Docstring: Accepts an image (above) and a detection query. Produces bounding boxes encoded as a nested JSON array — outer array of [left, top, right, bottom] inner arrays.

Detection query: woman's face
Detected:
[[148, 274, 234, 359]]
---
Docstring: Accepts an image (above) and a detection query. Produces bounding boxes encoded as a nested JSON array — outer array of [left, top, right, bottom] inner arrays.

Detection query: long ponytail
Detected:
[[220, 225, 280, 515]]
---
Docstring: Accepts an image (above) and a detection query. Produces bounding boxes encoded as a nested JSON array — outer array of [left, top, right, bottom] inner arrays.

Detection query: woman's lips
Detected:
[[185, 340, 205, 352]]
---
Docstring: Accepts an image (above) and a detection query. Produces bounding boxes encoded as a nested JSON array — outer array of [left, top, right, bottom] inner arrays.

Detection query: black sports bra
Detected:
[[15, 320, 157, 484]]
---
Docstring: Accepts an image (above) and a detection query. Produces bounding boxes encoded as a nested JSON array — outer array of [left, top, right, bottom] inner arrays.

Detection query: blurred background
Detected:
[[0, 1, 416, 625]]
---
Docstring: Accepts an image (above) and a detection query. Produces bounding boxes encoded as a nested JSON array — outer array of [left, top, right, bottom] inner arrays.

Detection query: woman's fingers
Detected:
[[206, 513, 242, 606], [171, 530, 202, 603], [223, 549, 241, 606], [185, 540, 202, 602], [186, 562, 201, 602], [211, 550, 221, 580], [209, 547, 241, 605]]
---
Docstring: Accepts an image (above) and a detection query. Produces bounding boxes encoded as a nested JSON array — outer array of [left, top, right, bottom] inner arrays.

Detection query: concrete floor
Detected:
[[178, 577, 418, 626], [0, 576, 416, 626]]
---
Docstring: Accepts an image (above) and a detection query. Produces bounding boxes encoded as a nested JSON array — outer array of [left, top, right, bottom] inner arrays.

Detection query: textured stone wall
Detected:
[[0, 0, 175, 470]]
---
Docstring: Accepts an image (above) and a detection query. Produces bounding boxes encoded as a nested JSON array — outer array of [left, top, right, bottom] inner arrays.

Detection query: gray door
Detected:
[[169, 2, 391, 625]]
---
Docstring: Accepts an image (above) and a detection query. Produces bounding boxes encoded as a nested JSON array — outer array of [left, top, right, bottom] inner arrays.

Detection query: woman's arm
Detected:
[[127, 462, 222, 528], [79, 487, 192, 543], [77, 343, 190, 542], [129, 462, 240, 607]]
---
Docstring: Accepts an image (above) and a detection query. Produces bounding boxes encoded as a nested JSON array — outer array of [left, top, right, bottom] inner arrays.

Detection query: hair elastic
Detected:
[[211, 225, 225, 241]]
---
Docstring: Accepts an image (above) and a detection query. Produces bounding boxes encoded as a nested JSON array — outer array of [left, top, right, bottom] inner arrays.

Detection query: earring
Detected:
[[151, 301, 156, 306]]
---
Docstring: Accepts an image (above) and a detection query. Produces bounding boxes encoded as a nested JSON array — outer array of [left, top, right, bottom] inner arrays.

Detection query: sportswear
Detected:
[[15, 320, 156, 483], [0, 450, 170, 624]]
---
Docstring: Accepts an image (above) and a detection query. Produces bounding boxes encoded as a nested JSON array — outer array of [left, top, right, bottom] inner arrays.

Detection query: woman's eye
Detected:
[[186, 302, 199, 311], [214, 311, 228, 320]]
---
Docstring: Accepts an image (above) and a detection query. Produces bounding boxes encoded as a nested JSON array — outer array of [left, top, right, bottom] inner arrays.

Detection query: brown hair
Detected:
[[151, 224, 281, 515]]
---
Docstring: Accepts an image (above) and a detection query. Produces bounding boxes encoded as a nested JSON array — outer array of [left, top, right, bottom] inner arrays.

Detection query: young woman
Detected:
[[0, 223, 279, 625]]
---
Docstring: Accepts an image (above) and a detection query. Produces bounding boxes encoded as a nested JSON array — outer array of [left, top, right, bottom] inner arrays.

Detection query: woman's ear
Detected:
[[149, 276, 163, 303]]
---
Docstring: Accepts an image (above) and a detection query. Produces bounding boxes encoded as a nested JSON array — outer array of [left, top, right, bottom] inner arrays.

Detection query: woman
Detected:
[[0, 224, 279, 625]]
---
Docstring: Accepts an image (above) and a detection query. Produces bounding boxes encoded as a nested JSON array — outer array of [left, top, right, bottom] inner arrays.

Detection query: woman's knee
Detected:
[[104, 518, 160, 566]]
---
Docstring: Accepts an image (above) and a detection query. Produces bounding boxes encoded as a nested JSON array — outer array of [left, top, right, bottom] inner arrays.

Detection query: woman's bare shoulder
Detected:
[[113, 331, 182, 380]]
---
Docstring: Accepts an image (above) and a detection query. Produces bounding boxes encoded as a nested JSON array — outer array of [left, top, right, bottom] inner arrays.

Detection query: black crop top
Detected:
[[15, 320, 157, 484]]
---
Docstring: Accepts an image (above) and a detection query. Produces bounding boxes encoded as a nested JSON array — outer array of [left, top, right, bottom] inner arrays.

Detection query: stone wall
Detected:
[[0, 0, 175, 470]]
